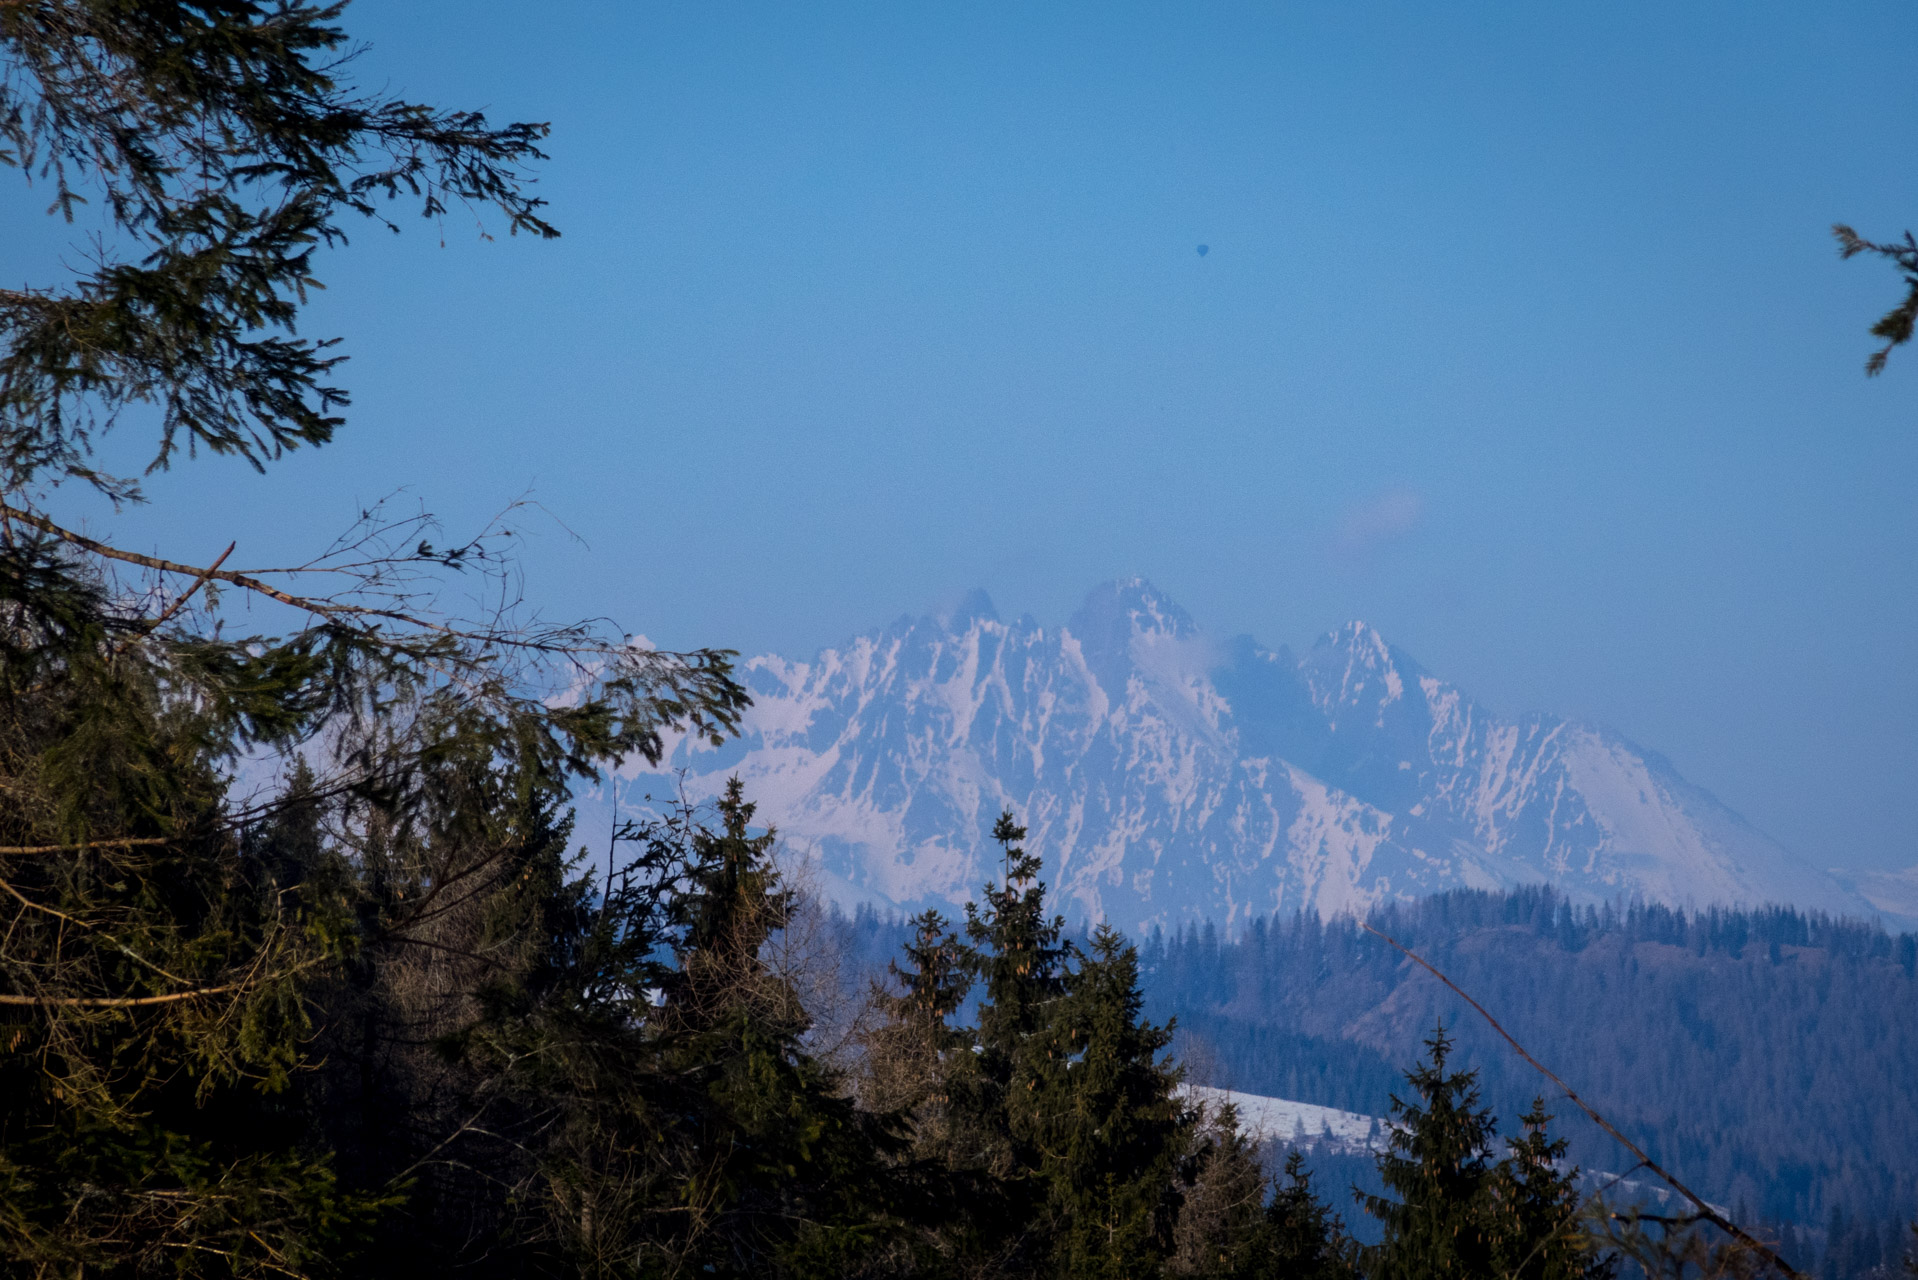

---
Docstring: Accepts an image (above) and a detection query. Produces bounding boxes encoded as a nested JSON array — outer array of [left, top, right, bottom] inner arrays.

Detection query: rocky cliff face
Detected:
[[626, 579, 1876, 932]]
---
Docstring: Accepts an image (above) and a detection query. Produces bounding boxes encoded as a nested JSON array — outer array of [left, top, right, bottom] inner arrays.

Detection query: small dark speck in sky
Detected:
[[1196, 244, 1209, 257]]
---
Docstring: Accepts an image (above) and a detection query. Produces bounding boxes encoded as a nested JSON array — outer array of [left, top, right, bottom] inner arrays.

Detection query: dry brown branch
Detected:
[[0, 837, 170, 854], [0, 950, 323, 1009], [2, 502, 433, 628], [1359, 921, 1801, 1280], [0, 983, 243, 1007], [131, 539, 235, 637]]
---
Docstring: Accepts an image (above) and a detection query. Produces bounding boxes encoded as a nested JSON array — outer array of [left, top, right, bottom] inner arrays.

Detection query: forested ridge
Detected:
[[826, 888, 1918, 1262], [1132, 891, 1918, 1244]]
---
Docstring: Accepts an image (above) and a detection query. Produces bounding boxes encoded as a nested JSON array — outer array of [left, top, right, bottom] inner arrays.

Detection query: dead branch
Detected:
[[0, 983, 243, 1007], [0, 837, 170, 854]]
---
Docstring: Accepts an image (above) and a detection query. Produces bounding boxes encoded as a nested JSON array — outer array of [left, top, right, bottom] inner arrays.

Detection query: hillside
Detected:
[[1134, 889, 1918, 1228]]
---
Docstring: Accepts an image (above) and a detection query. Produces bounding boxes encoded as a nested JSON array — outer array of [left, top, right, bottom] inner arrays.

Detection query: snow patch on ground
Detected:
[[1180, 1085, 1386, 1153]]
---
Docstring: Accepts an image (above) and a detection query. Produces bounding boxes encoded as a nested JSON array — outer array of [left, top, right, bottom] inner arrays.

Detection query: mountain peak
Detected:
[[939, 587, 999, 627], [1317, 620, 1390, 657], [1071, 576, 1198, 641]]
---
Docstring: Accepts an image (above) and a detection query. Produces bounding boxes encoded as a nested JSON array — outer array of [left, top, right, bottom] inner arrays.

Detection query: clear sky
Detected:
[[21, 2, 1918, 871]]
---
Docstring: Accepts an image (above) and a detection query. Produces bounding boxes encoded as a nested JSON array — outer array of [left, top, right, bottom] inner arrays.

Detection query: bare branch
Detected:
[[0, 837, 170, 854], [0, 983, 242, 1007]]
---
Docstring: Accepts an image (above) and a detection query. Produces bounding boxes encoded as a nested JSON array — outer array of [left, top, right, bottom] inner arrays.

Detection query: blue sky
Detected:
[[23, 2, 1918, 871]]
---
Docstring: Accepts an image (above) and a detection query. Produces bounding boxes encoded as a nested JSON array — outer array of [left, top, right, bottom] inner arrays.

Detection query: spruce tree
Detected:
[[947, 809, 1075, 1272], [969, 812, 1074, 1053], [636, 779, 907, 1279], [1168, 1106, 1269, 1280], [865, 909, 973, 1143], [958, 810, 1074, 1176], [1252, 1152, 1359, 1280], [1492, 1098, 1616, 1280], [1360, 1024, 1502, 1280], [309, 710, 614, 1279], [1044, 924, 1189, 1279], [0, 580, 383, 1276]]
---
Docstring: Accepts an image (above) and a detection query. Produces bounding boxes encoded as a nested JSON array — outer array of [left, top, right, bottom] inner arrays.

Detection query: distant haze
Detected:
[[20, 3, 1918, 871]]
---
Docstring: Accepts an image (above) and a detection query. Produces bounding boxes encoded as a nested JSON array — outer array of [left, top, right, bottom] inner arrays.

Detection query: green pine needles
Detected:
[[0, 3, 746, 1275], [1359, 1027, 1614, 1280]]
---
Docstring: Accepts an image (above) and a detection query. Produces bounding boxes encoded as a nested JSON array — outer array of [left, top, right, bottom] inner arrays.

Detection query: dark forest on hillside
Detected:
[[1151, 890, 1918, 1276], [836, 887, 1918, 1256]]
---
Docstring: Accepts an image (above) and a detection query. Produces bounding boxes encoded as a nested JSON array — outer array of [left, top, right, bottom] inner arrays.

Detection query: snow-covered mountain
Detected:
[[626, 579, 1880, 933]]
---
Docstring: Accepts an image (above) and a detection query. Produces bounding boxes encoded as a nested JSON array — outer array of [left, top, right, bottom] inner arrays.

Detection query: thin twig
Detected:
[[6, 503, 665, 666], [1360, 921, 1801, 1280], [0, 957, 325, 1008], [131, 539, 235, 638]]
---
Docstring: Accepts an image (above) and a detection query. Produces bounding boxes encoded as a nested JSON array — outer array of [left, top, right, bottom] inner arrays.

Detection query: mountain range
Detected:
[[627, 579, 1896, 933]]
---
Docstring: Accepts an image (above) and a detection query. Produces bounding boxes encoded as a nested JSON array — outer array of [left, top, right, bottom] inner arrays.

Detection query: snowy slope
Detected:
[[1180, 1085, 1384, 1153], [1178, 1086, 1717, 1215], [626, 579, 1876, 932]]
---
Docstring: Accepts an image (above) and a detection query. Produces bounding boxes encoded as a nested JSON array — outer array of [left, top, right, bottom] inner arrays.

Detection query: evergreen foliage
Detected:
[[0, 5, 738, 1275], [1834, 224, 1918, 374], [0, 0, 557, 495], [1255, 1152, 1359, 1280], [863, 811, 1207, 1279], [1359, 1025, 1503, 1280], [1138, 887, 1918, 1227], [1167, 1108, 1268, 1279], [599, 780, 909, 1278], [862, 908, 971, 1144], [953, 809, 1075, 1250], [1042, 924, 1188, 1278], [1493, 1098, 1616, 1280]]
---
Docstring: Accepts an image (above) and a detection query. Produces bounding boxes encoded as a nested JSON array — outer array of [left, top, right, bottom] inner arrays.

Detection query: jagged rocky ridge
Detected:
[[628, 579, 1878, 933]]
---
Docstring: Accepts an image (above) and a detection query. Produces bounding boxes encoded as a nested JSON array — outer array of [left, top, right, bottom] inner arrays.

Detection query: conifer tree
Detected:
[[944, 809, 1075, 1273], [1492, 1098, 1616, 1280], [0, 6, 749, 1275], [1253, 1152, 1359, 1280], [1360, 1024, 1502, 1280], [636, 779, 907, 1279], [0, 590, 383, 1275], [969, 812, 1074, 1051], [957, 810, 1074, 1178], [317, 714, 630, 1279], [1169, 1107, 1269, 1279], [865, 909, 973, 1140], [1044, 924, 1189, 1279]]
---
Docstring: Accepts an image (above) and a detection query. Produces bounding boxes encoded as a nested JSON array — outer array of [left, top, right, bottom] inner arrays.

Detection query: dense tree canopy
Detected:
[[0, 3, 743, 1274]]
